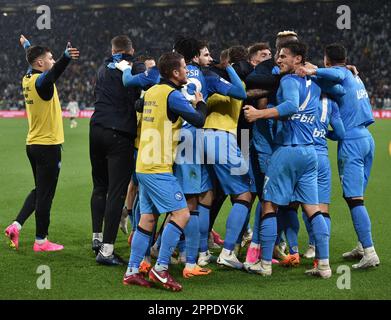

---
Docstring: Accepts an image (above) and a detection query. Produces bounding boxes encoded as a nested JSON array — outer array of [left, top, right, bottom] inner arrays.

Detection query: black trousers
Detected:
[[16, 144, 62, 239], [89, 124, 134, 244]]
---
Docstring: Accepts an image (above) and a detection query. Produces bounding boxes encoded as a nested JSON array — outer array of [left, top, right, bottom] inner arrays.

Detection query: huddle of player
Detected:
[[115, 30, 380, 292]]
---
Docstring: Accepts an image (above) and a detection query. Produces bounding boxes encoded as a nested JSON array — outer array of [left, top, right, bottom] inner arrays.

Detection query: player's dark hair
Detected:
[[26, 46, 51, 65], [111, 35, 133, 53], [228, 45, 248, 64], [280, 41, 308, 64], [173, 37, 200, 63], [197, 39, 209, 51], [324, 43, 347, 64], [137, 55, 155, 63], [220, 49, 230, 62], [248, 42, 271, 59], [158, 52, 184, 79]]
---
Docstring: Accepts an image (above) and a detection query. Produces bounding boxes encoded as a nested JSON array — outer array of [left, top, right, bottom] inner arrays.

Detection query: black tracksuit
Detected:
[[90, 54, 145, 244]]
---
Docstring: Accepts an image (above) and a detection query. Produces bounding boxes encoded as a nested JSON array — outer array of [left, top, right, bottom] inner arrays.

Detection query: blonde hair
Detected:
[[276, 30, 298, 38]]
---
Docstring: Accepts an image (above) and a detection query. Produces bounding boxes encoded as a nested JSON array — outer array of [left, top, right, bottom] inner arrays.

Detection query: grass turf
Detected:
[[0, 118, 390, 300]]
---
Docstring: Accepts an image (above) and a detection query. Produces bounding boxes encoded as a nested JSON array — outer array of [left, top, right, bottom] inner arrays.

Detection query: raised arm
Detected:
[[225, 65, 246, 100], [296, 65, 346, 83], [35, 43, 79, 100], [243, 77, 299, 122], [116, 61, 159, 89], [245, 62, 280, 89]]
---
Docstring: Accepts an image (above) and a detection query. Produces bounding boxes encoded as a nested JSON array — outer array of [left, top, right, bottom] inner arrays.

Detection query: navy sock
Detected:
[[224, 201, 249, 250], [127, 208, 133, 228], [198, 204, 210, 252], [129, 226, 152, 269], [178, 233, 186, 256], [275, 208, 285, 245], [280, 207, 299, 254], [157, 221, 183, 267], [310, 212, 329, 260], [260, 213, 277, 262], [184, 212, 200, 264]]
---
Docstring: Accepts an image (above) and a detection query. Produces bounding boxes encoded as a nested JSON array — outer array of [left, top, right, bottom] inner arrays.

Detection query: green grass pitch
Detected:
[[0, 118, 390, 300]]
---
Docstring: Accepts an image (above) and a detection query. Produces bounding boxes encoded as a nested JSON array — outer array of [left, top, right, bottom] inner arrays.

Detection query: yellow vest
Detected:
[[203, 82, 245, 135], [136, 84, 182, 174], [22, 73, 64, 145]]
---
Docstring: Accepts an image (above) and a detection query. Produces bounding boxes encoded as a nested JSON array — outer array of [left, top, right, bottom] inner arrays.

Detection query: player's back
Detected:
[[332, 66, 374, 135], [274, 75, 320, 146], [313, 96, 336, 154], [182, 64, 207, 101]]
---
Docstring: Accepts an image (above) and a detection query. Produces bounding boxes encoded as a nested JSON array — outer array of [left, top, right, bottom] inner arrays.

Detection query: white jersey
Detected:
[[66, 101, 79, 117]]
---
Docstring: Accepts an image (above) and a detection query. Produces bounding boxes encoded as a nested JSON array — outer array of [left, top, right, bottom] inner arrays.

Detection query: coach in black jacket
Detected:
[[90, 35, 145, 265]]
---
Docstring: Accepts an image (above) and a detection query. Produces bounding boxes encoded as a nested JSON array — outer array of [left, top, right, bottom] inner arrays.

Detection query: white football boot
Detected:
[[305, 260, 332, 279], [217, 249, 243, 270], [352, 247, 380, 269], [303, 245, 316, 259], [247, 259, 272, 276], [342, 242, 364, 260]]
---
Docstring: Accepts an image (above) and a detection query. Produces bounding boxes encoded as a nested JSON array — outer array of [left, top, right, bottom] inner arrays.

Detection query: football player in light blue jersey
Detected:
[[244, 42, 332, 278], [301, 95, 345, 262], [298, 43, 380, 269], [173, 37, 247, 273], [244, 32, 299, 268]]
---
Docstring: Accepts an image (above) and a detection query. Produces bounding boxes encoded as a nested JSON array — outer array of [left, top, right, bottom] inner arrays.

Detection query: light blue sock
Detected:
[[302, 211, 315, 246], [236, 209, 251, 244], [350, 205, 373, 248], [132, 194, 141, 232], [251, 201, 262, 245], [198, 204, 210, 252], [184, 212, 200, 264], [157, 221, 183, 267], [322, 213, 331, 235], [280, 206, 299, 254], [310, 213, 329, 260], [155, 233, 162, 250], [145, 225, 156, 257], [178, 234, 186, 255], [128, 226, 153, 270], [260, 213, 277, 262], [224, 202, 249, 250]]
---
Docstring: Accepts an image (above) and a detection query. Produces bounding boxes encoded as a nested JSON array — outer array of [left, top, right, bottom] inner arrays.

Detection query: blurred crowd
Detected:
[[0, 0, 389, 109]]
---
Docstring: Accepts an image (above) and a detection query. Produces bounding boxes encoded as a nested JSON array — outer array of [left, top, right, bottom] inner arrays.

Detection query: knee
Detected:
[[232, 191, 252, 204], [231, 198, 251, 213], [199, 190, 214, 207], [344, 197, 364, 209]]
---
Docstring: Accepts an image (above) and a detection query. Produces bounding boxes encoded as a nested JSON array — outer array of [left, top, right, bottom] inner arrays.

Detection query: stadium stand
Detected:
[[0, 0, 389, 109]]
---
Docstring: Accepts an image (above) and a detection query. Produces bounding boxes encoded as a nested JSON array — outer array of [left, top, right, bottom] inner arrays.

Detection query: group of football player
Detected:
[[111, 30, 380, 292]]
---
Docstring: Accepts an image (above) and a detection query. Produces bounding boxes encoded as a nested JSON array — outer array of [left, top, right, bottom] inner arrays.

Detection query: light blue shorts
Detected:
[[264, 145, 318, 206], [137, 173, 188, 214]]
